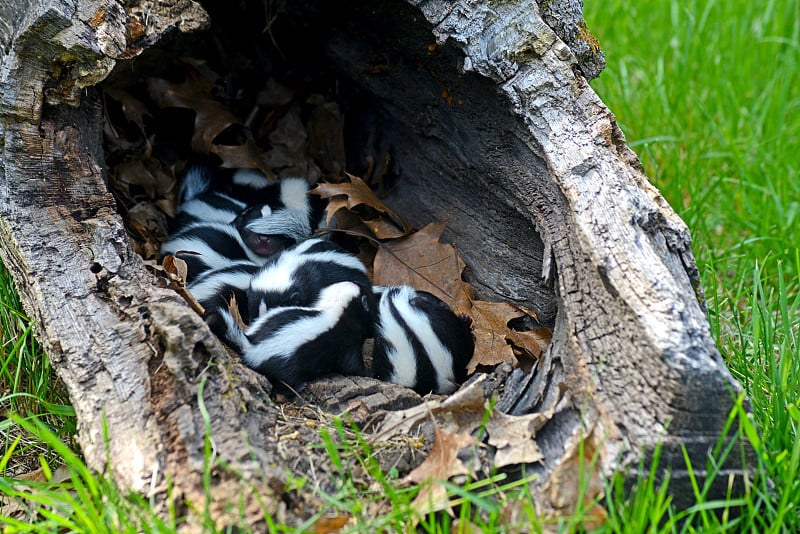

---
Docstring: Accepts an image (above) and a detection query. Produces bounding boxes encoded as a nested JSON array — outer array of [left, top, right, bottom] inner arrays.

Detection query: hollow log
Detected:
[[0, 0, 754, 526]]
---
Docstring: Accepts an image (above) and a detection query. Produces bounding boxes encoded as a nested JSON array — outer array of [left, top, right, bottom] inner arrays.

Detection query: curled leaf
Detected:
[[146, 64, 239, 153], [313, 174, 412, 239], [404, 426, 476, 517], [161, 255, 205, 316]]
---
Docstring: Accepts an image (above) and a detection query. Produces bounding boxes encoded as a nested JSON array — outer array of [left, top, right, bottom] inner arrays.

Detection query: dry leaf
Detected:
[[147, 65, 240, 153], [371, 375, 488, 442], [313, 174, 412, 239], [405, 426, 476, 516], [14, 464, 71, 483], [227, 293, 247, 329], [543, 427, 607, 529], [128, 202, 169, 240], [486, 410, 544, 468], [361, 217, 407, 240], [0, 465, 72, 519], [373, 222, 472, 310], [257, 78, 295, 108], [373, 375, 560, 474], [466, 301, 517, 372], [306, 102, 346, 178], [324, 196, 350, 226], [211, 134, 274, 177], [264, 105, 307, 167], [126, 201, 170, 260], [162, 255, 205, 315], [309, 513, 351, 533], [111, 157, 175, 203], [104, 86, 151, 133], [405, 426, 475, 485], [466, 301, 552, 373], [162, 255, 189, 285], [506, 327, 552, 360]]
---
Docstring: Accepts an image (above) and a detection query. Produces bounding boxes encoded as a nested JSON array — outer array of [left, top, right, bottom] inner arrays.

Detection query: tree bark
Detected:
[[0, 0, 754, 526], [0, 0, 293, 526]]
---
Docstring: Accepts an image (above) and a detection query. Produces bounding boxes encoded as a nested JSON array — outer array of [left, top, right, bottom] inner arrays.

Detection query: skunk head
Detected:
[[317, 280, 376, 338], [234, 204, 300, 257], [372, 286, 474, 395], [233, 178, 317, 257]]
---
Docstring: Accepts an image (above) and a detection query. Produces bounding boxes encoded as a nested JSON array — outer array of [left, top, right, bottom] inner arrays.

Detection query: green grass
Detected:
[[0, 261, 76, 476], [584, 0, 800, 530], [3, 0, 800, 530]]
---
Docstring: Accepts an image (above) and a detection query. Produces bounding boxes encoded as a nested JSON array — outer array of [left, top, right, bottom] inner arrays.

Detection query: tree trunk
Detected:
[[0, 0, 754, 526]]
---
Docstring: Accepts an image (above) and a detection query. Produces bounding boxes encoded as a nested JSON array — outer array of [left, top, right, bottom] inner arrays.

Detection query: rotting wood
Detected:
[[0, 0, 755, 526]]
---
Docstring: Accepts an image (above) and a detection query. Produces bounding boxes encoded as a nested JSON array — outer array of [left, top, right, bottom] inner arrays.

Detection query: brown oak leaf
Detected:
[[466, 301, 551, 373], [373, 222, 472, 310], [543, 427, 608, 529], [405, 426, 476, 516], [486, 410, 545, 468], [104, 86, 151, 133], [162, 255, 205, 315], [313, 174, 412, 239]]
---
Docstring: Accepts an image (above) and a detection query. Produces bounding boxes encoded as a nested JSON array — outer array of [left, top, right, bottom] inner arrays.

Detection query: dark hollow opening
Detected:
[[102, 0, 558, 325]]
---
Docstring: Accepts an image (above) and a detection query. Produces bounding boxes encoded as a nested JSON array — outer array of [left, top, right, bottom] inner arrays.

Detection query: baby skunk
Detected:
[[221, 281, 374, 390], [371, 286, 474, 395], [248, 238, 372, 318], [161, 170, 322, 282]]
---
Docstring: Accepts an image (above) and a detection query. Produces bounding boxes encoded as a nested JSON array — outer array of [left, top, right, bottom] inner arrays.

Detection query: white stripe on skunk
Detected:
[[189, 261, 260, 345], [220, 281, 373, 389], [371, 286, 474, 395], [231, 168, 270, 189], [248, 238, 371, 316], [189, 261, 259, 314]]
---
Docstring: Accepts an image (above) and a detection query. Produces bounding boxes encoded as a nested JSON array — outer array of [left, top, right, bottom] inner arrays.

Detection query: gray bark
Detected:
[[0, 0, 290, 527], [0, 0, 754, 525]]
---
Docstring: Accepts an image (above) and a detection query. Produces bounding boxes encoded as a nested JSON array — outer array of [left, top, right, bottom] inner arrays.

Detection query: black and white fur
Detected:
[[371, 285, 474, 395], [227, 170, 327, 247], [160, 220, 272, 283], [172, 166, 252, 228], [247, 238, 373, 318], [188, 260, 260, 340], [220, 281, 374, 389], [161, 168, 323, 282]]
